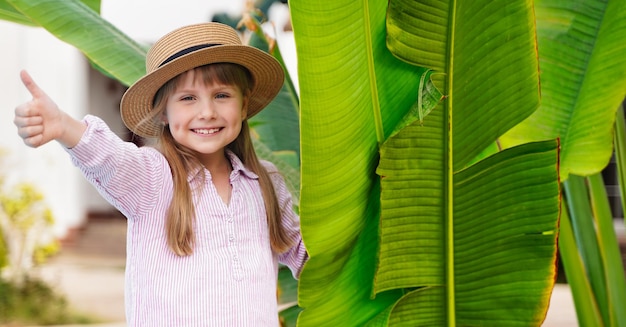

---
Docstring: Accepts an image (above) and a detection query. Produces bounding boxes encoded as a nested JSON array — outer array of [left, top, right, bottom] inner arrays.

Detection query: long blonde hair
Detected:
[[143, 63, 293, 256]]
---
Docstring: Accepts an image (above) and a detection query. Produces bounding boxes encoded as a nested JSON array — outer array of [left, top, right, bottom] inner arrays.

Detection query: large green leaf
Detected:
[[0, 0, 33, 25], [293, 0, 559, 325], [378, 138, 559, 326], [0, 0, 99, 26], [497, 1, 626, 325], [500, 0, 626, 180], [587, 174, 626, 325], [558, 204, 604, 327], [387, 0, 541, 171], [292, 0, 426, 325], [379, 1, 558, 324], [617, 104, 626, 226], [7, 0, 146, 86]]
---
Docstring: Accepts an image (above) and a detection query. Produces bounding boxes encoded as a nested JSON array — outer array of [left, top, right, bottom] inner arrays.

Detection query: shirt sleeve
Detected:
[[65, 115, 169, 220], [263, 160, 309, 279]]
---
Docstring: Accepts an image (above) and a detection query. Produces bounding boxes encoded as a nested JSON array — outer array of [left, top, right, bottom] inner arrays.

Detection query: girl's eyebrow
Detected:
[[173, 87, 197, 94], [171, 81, 239, 96], [209, 83, 237, 91]]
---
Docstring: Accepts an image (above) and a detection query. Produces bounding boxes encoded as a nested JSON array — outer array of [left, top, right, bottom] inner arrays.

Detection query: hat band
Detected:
[[158, 43, 220, 67]]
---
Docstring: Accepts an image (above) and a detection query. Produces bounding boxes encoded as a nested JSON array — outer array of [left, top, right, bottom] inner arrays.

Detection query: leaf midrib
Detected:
[[543, 1, 607, 177], [446, 0, 457, 326], [363, 0, 383, 144]]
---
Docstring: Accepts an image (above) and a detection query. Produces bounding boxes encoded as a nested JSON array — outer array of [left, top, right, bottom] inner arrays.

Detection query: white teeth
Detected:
[[195, 128, 220, 134]]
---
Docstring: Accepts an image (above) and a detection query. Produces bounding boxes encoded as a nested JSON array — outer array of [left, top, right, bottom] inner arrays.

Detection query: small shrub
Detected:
[[0, 275, 96, 325], [0, 150, 87, 325]]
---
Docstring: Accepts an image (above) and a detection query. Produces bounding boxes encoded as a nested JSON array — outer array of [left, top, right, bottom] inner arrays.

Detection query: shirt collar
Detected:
[[226, 149, 258, 180], [186, 149, 258, 182]]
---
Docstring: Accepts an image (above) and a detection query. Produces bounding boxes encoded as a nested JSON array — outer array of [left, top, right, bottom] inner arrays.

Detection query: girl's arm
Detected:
[[13, 70, 167, 219], [264, 162, 309, 278], [14, 70, 86, 148], [67, 116, 168, 219]]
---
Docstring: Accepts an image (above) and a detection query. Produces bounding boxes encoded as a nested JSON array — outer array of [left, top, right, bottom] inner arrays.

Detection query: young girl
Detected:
[[13, 22, 307, 326]]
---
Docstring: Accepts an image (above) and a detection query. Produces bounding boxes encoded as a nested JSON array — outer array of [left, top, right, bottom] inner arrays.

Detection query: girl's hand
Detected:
[[14, 70, 86, 148]]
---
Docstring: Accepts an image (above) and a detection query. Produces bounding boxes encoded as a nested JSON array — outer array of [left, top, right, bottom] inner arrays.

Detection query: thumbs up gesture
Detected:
[[14, 70, 85, 148]]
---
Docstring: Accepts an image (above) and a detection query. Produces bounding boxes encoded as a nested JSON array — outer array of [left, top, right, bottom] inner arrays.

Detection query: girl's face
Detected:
[[164, 69, 248, 165]]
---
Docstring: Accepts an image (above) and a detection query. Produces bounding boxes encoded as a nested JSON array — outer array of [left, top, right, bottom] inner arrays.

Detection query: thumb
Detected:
[[20, 70, 46, 99]]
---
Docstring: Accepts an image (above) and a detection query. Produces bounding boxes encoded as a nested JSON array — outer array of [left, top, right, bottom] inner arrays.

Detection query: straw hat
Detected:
[[120, 22, 285, 138]]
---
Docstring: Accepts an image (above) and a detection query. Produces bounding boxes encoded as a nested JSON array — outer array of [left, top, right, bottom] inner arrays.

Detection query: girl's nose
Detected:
[[197, 101, 216, 119]]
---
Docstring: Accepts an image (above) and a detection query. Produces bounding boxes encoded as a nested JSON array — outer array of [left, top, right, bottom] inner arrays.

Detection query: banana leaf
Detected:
[[0, 0, 98, 26], [500, 0, 626, 180], [588, 173, 626, 325], [292, 0, 560, 325], [562, 175, 608, 323], [498, 1, 626, 325], [7, 0, 145, 86], [0, 0, 33, 25], [558, 201, 604, 327], [292, 0, 415, 322], [616, 104, 626, 227], [247, 16, 301, 162]]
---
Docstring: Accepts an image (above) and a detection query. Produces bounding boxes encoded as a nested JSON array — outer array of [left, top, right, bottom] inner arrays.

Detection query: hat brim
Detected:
[[120, 45, 285, 138]]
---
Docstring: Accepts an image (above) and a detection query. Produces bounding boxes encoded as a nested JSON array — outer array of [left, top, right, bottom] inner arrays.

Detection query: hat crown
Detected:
[[145, 23, 243, 73]]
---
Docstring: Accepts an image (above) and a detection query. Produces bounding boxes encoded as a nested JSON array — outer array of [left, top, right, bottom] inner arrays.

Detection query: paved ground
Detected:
[[32, 218, 580, 326]]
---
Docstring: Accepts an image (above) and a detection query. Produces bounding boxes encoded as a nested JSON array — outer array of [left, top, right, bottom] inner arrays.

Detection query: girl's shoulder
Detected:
[[260, 159, 279, 174], [259, 160, 289, 190]]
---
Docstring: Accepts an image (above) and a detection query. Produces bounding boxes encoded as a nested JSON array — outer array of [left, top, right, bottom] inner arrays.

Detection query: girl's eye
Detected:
[[215, 93, 230, 99], [181, 95, 195, 101]]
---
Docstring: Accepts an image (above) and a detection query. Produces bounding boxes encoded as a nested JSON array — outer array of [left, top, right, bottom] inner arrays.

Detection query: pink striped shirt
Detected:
[[67, 115, 307, 326]]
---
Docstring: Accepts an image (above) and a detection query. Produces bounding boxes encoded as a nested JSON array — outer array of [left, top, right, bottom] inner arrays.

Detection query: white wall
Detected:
[[0, 20, 89, 237]]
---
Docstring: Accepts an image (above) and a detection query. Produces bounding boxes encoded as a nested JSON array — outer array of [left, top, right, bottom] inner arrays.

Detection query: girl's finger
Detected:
[[14, 101, 40, 118], [23, 134, 43, 148], [17, 125, 44, 139], [20, 70, 46, 99], [14, 115, 43, 128]]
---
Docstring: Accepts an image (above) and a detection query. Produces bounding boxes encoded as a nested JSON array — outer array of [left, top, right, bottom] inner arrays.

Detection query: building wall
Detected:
[[83, 65, 128, 214], [0, 20, 90, 237]]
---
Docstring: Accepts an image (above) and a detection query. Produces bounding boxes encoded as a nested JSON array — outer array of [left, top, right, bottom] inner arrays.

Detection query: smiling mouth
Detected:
[[193, 128, 222, 135]]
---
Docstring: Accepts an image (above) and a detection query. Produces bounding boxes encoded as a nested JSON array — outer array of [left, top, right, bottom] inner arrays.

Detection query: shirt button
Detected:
[[229, 236, 235, 242]]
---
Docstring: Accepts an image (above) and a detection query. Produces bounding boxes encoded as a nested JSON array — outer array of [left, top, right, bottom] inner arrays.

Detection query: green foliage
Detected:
[[0, 160, 82, 326], [291, 0, 560, 325], [0, 0, 33, 25], [211, 0, 286, 31], [501, 0, 626, 180], [1, 183, 45, 230], [0, 226, 6, 269], [0, 181, 59, 279], [0, 152, 74, 327], [0, 275, 96, 325], [497, 0, 626, 325]]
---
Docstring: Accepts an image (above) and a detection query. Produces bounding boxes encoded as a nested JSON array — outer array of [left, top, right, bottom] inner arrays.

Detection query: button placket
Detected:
[[226, 213, 243, 281]]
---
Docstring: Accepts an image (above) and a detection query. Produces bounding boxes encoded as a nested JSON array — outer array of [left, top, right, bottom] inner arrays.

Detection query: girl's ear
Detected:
[[161, 113, 169, 125]]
